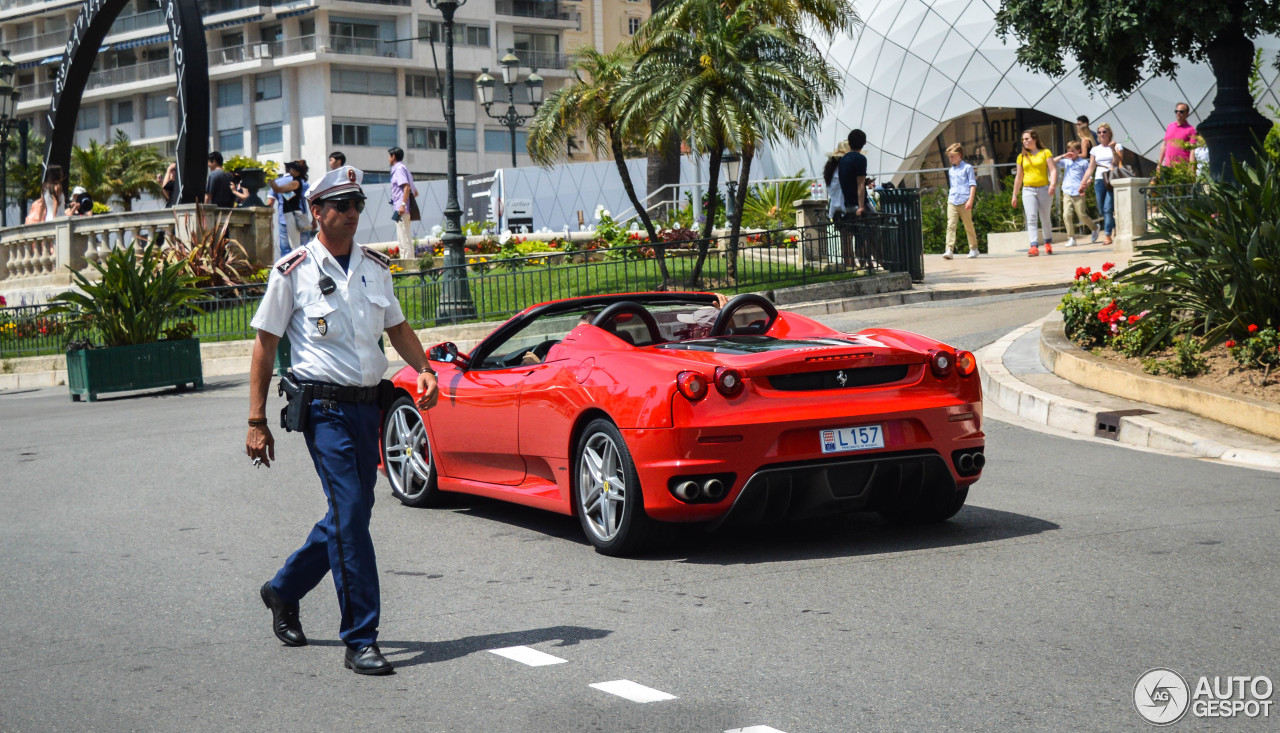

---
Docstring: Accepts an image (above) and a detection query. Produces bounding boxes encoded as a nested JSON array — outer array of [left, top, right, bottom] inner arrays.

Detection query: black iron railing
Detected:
[[1141, 184, 1198, 220]]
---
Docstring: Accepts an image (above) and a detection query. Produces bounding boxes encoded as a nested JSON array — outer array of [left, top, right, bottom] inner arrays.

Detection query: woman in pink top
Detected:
[[1159, 103, 1196, 166]]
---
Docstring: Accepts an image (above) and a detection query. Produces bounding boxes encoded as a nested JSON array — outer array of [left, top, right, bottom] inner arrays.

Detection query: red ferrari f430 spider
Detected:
[[380, 293, 984, 556]]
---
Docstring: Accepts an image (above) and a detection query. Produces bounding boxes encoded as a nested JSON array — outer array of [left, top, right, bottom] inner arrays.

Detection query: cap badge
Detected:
[[316, 317, 328, 336], [347, 169, 357, 183]]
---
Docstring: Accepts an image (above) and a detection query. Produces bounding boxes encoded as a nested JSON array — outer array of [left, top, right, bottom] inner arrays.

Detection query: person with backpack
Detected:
[[269, 160, 314, 256]]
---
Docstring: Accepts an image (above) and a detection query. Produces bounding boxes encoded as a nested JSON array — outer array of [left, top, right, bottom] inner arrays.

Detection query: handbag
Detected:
[[1102, 146, 1133, 190], [408, 192, 422, 222]]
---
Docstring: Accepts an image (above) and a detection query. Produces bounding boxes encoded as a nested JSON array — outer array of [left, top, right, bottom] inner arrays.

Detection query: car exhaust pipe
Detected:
[[958, 453, 974, 472], [971, 452, 985, 471], [674, 480, 701, 502], [702, 478, 725, 501]]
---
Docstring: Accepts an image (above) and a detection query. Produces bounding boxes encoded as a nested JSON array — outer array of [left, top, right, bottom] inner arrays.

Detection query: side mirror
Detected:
[[428, 342, 460, 363]]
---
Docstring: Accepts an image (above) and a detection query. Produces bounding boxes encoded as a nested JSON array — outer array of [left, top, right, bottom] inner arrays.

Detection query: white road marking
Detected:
[[588, 679, 677, 703], [487, 646, 568, 667], [726, 727, 788, 733]]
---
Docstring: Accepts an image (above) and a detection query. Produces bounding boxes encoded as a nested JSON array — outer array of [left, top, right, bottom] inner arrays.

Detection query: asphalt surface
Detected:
[[3, 291, 1278, 732]]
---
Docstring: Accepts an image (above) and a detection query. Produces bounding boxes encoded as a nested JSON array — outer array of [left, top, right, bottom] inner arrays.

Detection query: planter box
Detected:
[[67, 338, 204, 402]]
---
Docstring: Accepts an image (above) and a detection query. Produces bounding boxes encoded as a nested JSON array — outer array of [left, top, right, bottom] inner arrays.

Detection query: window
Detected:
[[485, 129, 528, 154], [144, 93, 168, 119], [331, 68, 396, 96], [255, 74, 282, 101], [217, 80, 242, 107], [627, 16, 642, 34], [406, 74, 434, 98], [221, 31, 243, 49], [407, 126, 451, 150], [77, 106, 100, 131], [218, 127, 244, 154], [332, 122, 397, 147], [455, 77, 475, 102], [417, 20, 489, 47], [329, 18, 381, 55], [112, 100, 133, 125], [257, 123, 283, 154], [260, 24, 283, 43], [513, 31, 558, 55], [456, 127, 477, 152], [573, 12, 582, 31]]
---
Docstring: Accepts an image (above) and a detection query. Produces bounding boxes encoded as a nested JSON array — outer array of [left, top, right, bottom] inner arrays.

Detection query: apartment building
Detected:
[[1, 0, 649, 183]]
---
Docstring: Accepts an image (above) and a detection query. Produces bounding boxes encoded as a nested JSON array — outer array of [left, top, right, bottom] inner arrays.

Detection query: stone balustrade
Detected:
[[0, 205, 274, 305]]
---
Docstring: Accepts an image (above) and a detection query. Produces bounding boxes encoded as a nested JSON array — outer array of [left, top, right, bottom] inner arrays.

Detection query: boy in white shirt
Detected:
[[1053, 141, 1098, 246]]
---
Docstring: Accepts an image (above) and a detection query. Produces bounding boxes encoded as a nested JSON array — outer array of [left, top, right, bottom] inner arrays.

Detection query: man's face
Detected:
[[388, 153, 396, 167], [316, 197, 362, 237], [329, 157, 340, 170], [207, 160, 216, 171], [1175, 105, 1190, 121]]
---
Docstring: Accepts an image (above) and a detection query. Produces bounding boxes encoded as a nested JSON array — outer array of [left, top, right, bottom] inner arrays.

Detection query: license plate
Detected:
[[820, 425, 885, 453]]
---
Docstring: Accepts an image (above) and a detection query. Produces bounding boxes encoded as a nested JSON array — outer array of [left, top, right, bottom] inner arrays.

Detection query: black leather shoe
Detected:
[[344, 644, 393, 675], [260, 582, 307, 647]]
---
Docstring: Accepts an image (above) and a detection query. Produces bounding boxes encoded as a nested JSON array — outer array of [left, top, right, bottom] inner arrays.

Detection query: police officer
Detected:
[[244, 165, 439, 675]]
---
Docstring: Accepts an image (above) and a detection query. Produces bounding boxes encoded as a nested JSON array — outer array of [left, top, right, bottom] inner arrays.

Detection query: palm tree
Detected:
[[527, 46, 672, 283], [622, 0, 842, 283], [105, 129, 164, 211], [70, 138, 113, 206]]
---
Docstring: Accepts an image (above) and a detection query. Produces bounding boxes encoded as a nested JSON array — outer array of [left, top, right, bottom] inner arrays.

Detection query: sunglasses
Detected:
[[324, 198, 365, 213], [1176, 108, 1189, 114]]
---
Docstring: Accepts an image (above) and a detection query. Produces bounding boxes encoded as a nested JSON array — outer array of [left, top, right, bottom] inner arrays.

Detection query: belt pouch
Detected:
[[278, 372, 311, 433]]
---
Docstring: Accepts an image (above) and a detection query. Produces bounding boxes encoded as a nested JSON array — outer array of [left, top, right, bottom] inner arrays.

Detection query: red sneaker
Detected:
[[1028, 245, 1039, 257], [1045, 242, 1054, 255]]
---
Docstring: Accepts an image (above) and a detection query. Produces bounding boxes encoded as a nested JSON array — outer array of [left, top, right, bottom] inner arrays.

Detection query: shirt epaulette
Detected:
[[362, 246, 391, 269], [274, 248, 308, 276]]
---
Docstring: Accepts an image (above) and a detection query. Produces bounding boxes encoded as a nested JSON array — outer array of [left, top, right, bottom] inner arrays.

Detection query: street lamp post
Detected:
[[721, 152, 741, 222], [0, 50, 21, 228], [426, 0, 477, 322], [476, 49, 543, 169]]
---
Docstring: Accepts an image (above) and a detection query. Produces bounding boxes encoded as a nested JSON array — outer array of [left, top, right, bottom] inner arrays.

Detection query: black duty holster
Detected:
[[278, 372, 311, 433]]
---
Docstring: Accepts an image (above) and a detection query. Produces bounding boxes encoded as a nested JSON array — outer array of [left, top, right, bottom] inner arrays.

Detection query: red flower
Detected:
[[1248, 324, 1258, 333], [0, 295, 6, 306], [1128, 315, 1139, 324], [1225, 340, 1237, 348], [1090, 272, 1103, 283], [1102, 262, 1115, 272], [1075, 266, 1091, 279]]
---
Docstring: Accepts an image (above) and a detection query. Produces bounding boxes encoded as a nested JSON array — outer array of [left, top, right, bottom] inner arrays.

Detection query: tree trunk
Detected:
[[1197, 28, 1274, 181], [645, 0, 681, 213], [726, 147, 754, 284], [690, 146, 722, 285], [611, 137, 670, 285]]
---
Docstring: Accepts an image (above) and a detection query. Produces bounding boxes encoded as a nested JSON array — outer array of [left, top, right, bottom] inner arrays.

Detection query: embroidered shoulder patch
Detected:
[[362, 246, 391, 269], [274, 248, 308, 276]]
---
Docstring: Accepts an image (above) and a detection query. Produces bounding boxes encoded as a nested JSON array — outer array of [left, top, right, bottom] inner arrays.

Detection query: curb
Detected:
[[978, 318, 1280, 471], [1040, 317, 1280, 442], [784, 281, 1066, 318]]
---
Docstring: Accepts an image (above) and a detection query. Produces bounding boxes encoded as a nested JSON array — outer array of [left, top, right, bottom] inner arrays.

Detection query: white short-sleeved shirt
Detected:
[[251, 240, 406, 387], [1090, 143, 1124, 180]]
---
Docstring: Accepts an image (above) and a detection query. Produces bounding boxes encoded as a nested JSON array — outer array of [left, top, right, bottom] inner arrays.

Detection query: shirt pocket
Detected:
[[302, 300, 337, 339], [363, 292, 391, 332]]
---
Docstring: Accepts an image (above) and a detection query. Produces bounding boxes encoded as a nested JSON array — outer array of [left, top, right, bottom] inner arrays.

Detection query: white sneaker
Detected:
[[1090, 229, 1099, 243], [967, 249, 979, 258], [942, 248, 954, 260], [1064, 237, 1077, 247]]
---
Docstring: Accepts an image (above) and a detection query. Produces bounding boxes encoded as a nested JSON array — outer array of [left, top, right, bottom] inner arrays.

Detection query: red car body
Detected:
[[380, 292, 984, 555]]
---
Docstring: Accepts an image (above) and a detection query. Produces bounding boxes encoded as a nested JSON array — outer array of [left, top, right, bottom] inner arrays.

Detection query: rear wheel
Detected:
[[879, 486, 968, 524], [574, 419, 652, 556], [381, 396, 441, 507]]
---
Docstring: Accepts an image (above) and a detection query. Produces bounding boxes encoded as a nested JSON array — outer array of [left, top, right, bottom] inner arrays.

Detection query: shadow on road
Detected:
[[306, 625, 611, 669], [421, 495, 1058, 564]]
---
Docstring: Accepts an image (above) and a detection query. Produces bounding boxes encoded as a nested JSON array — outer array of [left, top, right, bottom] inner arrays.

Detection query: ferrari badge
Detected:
[[316, 317, 328, 336], [836, 370, 848, 387]]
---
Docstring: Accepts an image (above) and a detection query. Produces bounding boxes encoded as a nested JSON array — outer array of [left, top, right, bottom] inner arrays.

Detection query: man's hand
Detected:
[[965, 200, 974, 211], [856, 206, 866, 216], [246, 424, 276, 468], [416, 371, 439, 410], [712, 292, 729, 308]]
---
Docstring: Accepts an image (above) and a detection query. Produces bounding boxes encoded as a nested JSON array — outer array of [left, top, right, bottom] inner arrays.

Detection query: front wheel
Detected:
[[381, 396, 441, 507], [574, 418, 652, 556]]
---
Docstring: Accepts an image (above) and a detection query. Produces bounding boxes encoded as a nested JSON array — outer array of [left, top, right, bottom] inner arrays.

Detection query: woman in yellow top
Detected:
[[1010, 129, 1057, 256]]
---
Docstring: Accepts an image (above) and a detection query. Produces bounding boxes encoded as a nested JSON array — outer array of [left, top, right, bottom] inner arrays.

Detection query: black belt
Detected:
[[300, 381, 381, 404]]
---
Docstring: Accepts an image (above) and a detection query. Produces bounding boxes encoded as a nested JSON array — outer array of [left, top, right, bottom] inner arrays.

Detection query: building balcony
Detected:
[[85, 58, 171, 91], [109, 8, 168, 36], [334, 0, 410, 6], [494, 0, 571, 21], [322, 34, 410, 59], [7, 27, 67, 56], [269, 35, 318, 58], [208, 42, 278, 67], [15, 78, 54, 101], [513, 49, 567, 70]]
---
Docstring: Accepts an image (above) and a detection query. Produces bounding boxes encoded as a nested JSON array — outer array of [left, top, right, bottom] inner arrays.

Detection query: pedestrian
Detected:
[[823, 141, 849, 220], [1076, 116, 1095, 157], [66, 186, 94, 216], [837, 129, 869, 266], [1010, 129, 1056, 257], [245, 165, 440, 676], [160, 163, 177, 207], [1081, 123, 1124, 245], [328, 151, 346, 171], [270, 160, 314, 255], [943, 142, 978, 260], [1055, 141, 1099, 246], [25, 165, 66, 223], [1159, 102, 1196, 167], [388, 147, 416, 255], [205, 152, 235, 207]]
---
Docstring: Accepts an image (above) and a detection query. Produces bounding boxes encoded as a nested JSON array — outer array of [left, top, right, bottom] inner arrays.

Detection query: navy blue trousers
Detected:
[[269, 400, 382, 650]]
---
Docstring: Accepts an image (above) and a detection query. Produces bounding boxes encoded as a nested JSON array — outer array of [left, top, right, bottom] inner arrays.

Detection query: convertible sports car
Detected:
[[380, 292, 984, 556]]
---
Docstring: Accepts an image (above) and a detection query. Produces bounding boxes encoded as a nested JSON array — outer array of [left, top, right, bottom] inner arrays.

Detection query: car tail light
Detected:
[[955, 350, 976, 377], [929, 349, 954, 380], [677, 371, 709, 401], [714, 367, 745, 397]]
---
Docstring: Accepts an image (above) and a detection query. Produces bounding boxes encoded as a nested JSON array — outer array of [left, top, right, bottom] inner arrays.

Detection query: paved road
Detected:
[[3, 292, 1278, 732]]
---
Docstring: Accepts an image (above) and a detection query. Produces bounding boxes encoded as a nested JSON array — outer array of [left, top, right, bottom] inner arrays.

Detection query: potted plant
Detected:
[[224, 155, 281, 208], [47, 241, 207, 402]]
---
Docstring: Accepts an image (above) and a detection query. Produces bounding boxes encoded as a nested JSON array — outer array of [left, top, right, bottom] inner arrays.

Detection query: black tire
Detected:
[[381, 396, 442, 507], [574, 418, 653, 556], [879, 486, 968, 524]]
